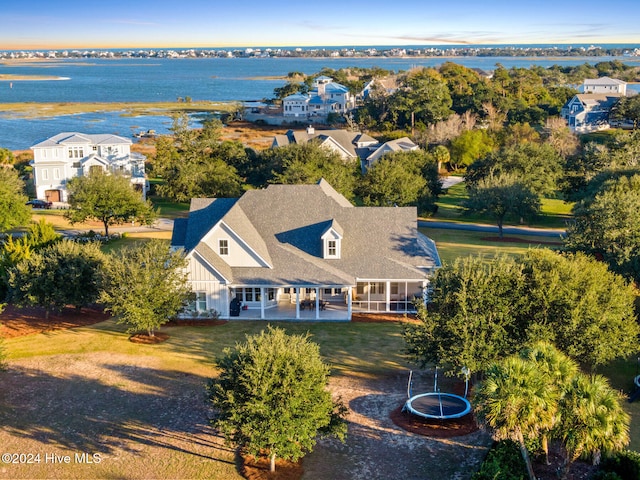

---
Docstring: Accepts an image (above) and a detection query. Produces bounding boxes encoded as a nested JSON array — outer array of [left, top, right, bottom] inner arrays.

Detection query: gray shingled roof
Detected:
[[183, 198, 238, 251], [576, 93, 622, 110], [276, 129, 378, 160], [176, 181, 438, 286]]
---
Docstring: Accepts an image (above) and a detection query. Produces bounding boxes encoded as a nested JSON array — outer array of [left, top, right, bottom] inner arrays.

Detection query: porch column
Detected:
[[385, 281, 391, 312], [295, 288, 300, 319], [260, 287, 265, 320], [347, 286, 352, 319], [315, 287, 320, 320], [421, 280, 428, 306]]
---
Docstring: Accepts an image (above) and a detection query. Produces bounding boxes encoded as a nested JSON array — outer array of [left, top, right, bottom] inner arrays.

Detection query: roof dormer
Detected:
[[321, 219, 343, 259]]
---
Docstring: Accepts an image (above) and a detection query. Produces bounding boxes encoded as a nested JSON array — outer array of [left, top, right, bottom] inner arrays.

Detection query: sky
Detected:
[[2, 0, 639, 50]]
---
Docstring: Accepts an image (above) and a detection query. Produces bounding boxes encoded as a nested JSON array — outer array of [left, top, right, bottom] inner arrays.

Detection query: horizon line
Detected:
[[2, 42, 640, 51]]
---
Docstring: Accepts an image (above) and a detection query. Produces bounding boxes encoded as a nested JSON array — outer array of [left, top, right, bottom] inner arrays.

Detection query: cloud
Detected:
[[344, 31, 503, 45]]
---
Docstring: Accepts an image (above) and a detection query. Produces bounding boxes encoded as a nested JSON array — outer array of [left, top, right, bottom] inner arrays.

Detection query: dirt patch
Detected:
[[164, 318, 229, 327], [241, 454, 303, 480], [129, 332, 170, 344], [351, 312, 418, 323], [533, 443, 597, 480], [389, 405, 479, 437], [0, 304, 110, 338], [481, 236, 563, 246]]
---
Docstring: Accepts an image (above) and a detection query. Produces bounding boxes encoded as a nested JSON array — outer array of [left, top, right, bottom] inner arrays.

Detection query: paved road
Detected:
[[419, 220, 566, 238], [60, 218, 175, 237]]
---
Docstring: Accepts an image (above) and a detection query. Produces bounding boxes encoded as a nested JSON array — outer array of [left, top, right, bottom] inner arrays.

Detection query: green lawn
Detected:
[[422, 227, 563, 264], [5, 319, 409, 378], [151, 198, 190, 219], [596, 357, 640, 452], [433, 181, 574, 230]]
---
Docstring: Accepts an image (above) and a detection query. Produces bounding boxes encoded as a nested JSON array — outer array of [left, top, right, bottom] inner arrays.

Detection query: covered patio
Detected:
[[225, 280, 424, 321]]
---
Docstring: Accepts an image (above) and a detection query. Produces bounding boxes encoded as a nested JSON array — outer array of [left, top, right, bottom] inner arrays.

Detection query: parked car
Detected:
[[26, 199, 53, 209]]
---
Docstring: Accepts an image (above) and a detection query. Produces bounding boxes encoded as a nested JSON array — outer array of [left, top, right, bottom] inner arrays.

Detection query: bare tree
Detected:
[[483, 102, 508, 131]]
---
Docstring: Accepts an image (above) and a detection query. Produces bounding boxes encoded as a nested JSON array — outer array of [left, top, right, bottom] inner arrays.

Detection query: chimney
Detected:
[[307, 125, 315, 135]]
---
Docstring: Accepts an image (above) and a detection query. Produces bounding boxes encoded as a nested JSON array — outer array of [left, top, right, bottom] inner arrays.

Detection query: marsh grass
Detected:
[[0, 101, 237, 119]]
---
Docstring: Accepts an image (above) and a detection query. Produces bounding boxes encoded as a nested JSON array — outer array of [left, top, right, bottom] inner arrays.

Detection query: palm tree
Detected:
[[557, 372, 630, 479], [519, 342, 578, 465], [474, 355, 558, 480]]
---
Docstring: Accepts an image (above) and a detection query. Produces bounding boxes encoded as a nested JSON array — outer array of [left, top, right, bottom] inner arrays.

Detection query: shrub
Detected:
[[472, 440, 527, 480], [598, 450, 640, 480]]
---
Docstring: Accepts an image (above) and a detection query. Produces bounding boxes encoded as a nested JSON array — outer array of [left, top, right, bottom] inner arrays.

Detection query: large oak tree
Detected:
[[65, 170, 156, 236]]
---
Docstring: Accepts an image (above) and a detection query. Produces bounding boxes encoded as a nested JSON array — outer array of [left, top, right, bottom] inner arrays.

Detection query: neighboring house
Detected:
[[272, 127, 419, 172], [561, 93, 623, 133], [362, 137, 420, 171], [30, 132, 146, 203], [582, 76, 627, 95], [282, 76, 356, 119], [360, 76, 400, 100], [272, 126, 378, 161], [171, 180, 440, 321]]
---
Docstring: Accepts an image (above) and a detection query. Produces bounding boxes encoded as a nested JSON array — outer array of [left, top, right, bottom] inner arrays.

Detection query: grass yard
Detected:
[[434, 181, 574, 230], [422, 227, 564, 264], [596, 357, 640, 452], [0, 317, 492, 480]]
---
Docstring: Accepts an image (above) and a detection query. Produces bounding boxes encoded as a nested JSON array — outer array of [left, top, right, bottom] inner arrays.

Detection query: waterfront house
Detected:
[[282, 76, 356, 119], [170, 180, 440, 320], [582, 76, 627, 95], [30, 132, 147, 203]]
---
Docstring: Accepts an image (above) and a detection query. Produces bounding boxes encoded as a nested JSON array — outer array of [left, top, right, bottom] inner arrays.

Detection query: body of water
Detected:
[[1, 56, 639, 150]]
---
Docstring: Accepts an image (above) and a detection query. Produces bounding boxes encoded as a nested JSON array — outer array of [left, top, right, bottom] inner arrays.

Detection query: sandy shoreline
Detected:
[[0, 74, 69, 81]]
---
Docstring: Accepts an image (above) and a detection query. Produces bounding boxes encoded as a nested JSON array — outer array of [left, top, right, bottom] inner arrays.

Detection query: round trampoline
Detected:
[[404, 392, 472, 420], [402, 368, 472, 420]]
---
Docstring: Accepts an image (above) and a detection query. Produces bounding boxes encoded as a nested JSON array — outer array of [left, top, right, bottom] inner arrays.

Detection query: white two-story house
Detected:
[[30, 132, 147, 203], [582, 76, 627, 95], [283, 76, 356, 119], [171, 180, 440, 321]]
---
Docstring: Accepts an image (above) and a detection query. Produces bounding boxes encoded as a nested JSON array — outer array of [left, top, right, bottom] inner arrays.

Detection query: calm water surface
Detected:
[[1, 56, 639, 150]]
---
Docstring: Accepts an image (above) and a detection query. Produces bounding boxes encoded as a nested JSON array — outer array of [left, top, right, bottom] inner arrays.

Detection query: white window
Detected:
[[195, 292, 206, 311], [323, 235, 340, 259], [328, 240, 337, 256], [219, 239, 229, 256], [68, 147, 84, 158], [41, 169, 49, 181], [53, 168, 60, 180]]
